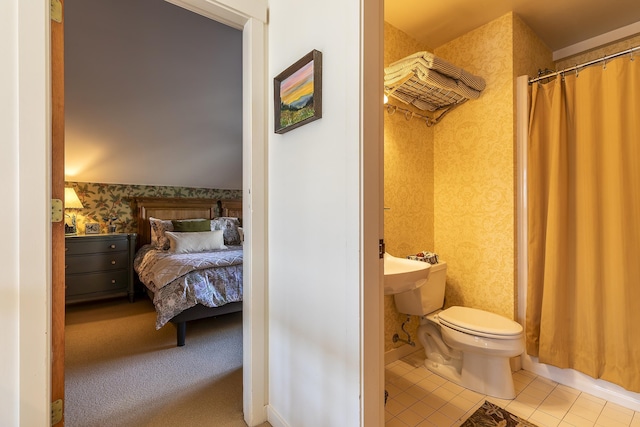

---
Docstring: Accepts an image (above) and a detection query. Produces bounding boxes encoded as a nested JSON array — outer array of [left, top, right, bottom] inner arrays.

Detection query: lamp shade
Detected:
[[64, 187, 84, 209]]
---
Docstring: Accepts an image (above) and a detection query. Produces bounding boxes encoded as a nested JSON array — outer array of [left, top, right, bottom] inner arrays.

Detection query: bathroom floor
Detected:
[[385, 351, 640, 427]]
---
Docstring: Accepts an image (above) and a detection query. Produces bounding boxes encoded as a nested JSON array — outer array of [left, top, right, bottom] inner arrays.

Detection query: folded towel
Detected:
[[385, 63, 482, 101], [386, 51, 486, 92], [407, 251, 439, 265]]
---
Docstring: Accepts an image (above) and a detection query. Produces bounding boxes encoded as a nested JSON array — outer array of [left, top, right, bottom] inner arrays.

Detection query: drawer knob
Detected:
[[110, 244, 116, 249], [111, 279, 116, 284], [111, 260, 116, 265], [65, 265, 68, 269]]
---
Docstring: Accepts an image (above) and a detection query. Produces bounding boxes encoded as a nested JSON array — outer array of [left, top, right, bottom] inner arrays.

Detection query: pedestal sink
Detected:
[[383, 252, 431, 295]]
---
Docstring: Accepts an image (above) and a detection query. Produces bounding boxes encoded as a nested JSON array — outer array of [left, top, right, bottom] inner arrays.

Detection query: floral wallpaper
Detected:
[[554, 34, 640, 71], [64, 181, 242, 235], [383, 22, 435, 352], [383, 14, 552, 352], [434, 13, 518, 321]]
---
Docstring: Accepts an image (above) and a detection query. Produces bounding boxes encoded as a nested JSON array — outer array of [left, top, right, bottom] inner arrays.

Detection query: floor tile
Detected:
[[398, 408, 429, 427], [438, 402, 466, 420], [387, 417, 410, 427], [427, 410, 457, 427], [564, 411, 602, 427], [386, 351, 638, 427], [529, 409, 562, 427], [410, 401, 438, 418], [506, 399, 537, 419]]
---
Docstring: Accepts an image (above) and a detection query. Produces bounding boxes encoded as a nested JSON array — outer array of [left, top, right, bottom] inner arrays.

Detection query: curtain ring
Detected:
[[602, 55, 607, 70], [575, 66, 579, 78], [561, 71, 565, 82], [631, 50, 635, 62]]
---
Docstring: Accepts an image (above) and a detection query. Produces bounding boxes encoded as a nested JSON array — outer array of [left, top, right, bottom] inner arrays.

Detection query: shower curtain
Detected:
[[526, 54, 640, 393]]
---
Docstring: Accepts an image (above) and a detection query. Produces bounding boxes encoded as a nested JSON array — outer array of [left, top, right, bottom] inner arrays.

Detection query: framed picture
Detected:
[[85, 223, 100, 234], [274, 49, 322, 134]]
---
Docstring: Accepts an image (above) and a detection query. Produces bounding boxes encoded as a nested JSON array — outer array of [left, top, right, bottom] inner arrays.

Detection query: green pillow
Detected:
[[171, 219, 210, 232]]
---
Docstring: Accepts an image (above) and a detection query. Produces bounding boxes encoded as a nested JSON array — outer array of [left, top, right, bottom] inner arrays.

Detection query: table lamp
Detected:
[[64, 187, 84, 235]]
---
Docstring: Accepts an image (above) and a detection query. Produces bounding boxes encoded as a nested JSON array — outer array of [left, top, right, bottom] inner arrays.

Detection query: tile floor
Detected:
[[385, 351, 640, 427]]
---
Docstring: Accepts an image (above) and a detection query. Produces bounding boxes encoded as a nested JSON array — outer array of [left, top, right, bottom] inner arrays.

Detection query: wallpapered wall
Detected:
[[383, 14, 552, 352], [64, 181, 242, 235], [432, 13, 553, 321], [555, 34, 640, 71], [432, 14, 516, 321], [383, 22, 435, 351]]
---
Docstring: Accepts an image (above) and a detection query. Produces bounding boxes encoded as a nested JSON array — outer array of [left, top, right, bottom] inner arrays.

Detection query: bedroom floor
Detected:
[[65, 298, 270, 427], [385, 351, 640, 427]]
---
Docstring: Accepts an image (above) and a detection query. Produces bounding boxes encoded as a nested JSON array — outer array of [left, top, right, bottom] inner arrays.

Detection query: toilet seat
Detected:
[[438, 306, 522, 339]]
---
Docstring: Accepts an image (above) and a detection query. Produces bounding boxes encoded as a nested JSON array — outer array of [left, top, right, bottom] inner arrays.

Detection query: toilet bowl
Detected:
[[392, 261, 524, 399]]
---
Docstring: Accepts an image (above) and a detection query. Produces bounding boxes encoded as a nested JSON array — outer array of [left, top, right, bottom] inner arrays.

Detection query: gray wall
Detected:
[[65, 0, 242, 189]]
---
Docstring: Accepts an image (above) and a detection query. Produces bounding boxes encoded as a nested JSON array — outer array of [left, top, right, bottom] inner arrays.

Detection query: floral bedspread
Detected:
[[134, 245, 243, 329]]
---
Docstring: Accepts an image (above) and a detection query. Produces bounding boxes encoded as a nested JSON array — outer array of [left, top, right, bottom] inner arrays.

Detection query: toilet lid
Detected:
[[438, 306, 522, 338]]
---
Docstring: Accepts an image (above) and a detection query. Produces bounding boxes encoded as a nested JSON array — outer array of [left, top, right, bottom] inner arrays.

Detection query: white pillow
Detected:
[[165, 230, 226, 253]]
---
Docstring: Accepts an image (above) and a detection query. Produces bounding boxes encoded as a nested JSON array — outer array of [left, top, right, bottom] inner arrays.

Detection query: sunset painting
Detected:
[[274, 50, 322, 134]]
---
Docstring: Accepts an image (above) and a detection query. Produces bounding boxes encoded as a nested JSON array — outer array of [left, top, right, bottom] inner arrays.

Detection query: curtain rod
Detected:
[[529, 45, 640, 84]]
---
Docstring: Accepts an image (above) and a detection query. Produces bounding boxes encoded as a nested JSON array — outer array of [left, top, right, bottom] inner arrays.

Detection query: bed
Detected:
[[132, 197, 243, 346]]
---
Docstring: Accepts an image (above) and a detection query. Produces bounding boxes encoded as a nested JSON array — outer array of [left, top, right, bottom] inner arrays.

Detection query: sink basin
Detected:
[[383, 252, 431, 295]]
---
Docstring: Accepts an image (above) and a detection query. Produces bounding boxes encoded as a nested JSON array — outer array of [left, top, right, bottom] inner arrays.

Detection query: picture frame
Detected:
[[85, 222, 100, 234], [274, 49, 322, 134]]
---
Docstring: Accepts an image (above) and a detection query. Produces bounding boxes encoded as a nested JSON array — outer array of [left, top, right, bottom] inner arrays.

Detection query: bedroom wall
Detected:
[[64, 0, 242, 189], [65, 181, 242, 234], [267, 0, 376, 424]]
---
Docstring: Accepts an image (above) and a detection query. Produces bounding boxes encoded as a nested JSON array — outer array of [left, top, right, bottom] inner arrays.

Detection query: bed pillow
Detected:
[[165, 230, 226, 253], [171, 219, 210, 232], [211, 217, 242, 245], [149, 217, 174, 250]]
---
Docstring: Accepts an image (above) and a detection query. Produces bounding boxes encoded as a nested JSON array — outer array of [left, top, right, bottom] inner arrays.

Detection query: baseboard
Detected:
[[522, 354, 640, 412], [266, 405, 289, 427], [385, 343, 423, 365]]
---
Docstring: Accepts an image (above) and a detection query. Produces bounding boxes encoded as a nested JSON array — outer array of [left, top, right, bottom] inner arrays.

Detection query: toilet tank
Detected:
[[393, 261, 447, 316]]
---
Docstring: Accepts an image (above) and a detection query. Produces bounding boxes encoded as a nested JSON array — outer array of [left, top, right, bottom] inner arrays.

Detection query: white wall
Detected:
[[267, 0, 365, 425], [1, 1, 51, 426], [0, 2, 20, 425]]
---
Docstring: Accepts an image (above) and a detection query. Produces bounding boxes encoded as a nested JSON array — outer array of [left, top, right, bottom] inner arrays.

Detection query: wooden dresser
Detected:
[[65, 233, 137, 304]]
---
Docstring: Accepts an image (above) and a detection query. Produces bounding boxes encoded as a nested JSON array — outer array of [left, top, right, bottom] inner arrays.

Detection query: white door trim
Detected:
[[165, 1, 269, 424]]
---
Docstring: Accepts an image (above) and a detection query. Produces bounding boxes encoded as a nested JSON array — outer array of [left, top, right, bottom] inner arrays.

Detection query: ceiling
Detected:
[[385, 0, 640, 54]]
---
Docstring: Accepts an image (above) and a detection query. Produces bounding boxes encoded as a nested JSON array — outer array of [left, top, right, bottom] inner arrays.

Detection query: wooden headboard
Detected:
[[132, 197, 242, 249]]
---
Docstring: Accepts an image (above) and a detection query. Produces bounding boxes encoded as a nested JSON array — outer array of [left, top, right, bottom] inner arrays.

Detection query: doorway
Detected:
[[52, 0, 268, 425]]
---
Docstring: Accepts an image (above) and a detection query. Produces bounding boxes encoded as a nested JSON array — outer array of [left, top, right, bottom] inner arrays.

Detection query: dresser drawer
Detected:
[[66, 270, 129, 298], [66, 251, 130, 274], [65, 237, 129, 255], [65, 233, 137, 304]]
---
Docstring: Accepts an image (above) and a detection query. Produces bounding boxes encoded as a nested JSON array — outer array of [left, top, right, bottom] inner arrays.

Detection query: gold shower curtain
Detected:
[[527, 55, 640, 392]]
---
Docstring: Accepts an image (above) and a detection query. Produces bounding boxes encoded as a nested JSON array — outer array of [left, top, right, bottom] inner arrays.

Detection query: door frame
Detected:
[[49, 0, 269, 425]]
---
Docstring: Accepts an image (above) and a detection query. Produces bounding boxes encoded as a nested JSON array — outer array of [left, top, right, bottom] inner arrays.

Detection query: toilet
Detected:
[[392, 261, 524, 399]]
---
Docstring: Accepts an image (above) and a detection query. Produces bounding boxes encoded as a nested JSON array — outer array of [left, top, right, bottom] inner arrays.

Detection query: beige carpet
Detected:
[[65, 298, 270, 427]]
